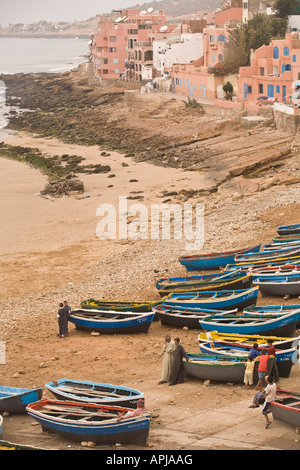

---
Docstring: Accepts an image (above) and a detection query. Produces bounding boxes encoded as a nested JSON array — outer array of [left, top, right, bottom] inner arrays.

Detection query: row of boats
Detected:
[[1, 223, 300, 447]]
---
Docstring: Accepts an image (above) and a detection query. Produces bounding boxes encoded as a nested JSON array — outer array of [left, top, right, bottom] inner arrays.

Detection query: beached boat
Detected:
[[69, 309, 155, 334], [80, 299, 162, 311], [156, 273, 253, 297], [199, 310, 299, 337], [253, 276, 300, 296], [273, 235, 300, 244], [155, 269, 242, 290], [225, 255, 300, 272], [0, 386, 43, 413], [199, 341, 298, 378], [244, 304, 300, 327], [198, 330, 300, 350], [0, 415, 3, 439], [249, 264, 300, 278], [163, 287, 259, 311], [235, 246, 300, 264], [178, 244, 261, 271], [26, 399, 151, 446], [270, 389, 300, 429], [277, 224, 300, 236], [183, 353, 247, 383], [45, 379, 144, 408], [152, 304, 237, 329]]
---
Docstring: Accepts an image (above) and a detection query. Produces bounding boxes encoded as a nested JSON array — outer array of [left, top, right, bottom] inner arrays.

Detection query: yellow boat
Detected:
[[198, 330, 300, 349], [80, 299, 163, 312]]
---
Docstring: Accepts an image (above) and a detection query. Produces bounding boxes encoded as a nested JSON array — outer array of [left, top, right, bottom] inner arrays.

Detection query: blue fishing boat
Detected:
[[225, 255, 300, 272], [26, 399, 151, 446], [277, 224, 300, 236], [252, 275, 300, 296], [69, 309, 155, 334], [244, 304, 300, 327], [199, 341, 299, 378], [273, 235, 300, 244], [0, 386, 43, 413], [163, 287, 259, 311], [152, 304, 237, 328], [249, 264, 300, 279], [0, 415, 3, 439], [199, 310, 299, 337], [155, 269, 243, 290], [45, 378, 144, 408], [270, 389, 300, 428], [156, 273, 252, 297], [235, 246, 300, 264], [178, 244, 261, 271]]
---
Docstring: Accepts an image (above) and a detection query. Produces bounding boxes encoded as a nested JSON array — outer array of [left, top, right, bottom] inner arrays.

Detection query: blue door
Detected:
[[244, 83, 247, 99], [190, 83, 193, 97], [203, 85, 206, 99], [267, 84, 274, 98], [283, 85, 286, 102]]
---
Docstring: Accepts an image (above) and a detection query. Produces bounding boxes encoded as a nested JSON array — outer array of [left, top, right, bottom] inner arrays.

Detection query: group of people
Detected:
[[57, 301, 71, 338], [158, 335, 189, 386], [243, 339, 279, 390]]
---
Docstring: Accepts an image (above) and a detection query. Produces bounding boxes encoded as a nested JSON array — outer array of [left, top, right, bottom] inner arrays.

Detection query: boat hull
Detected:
[[270, 390, 300, 428], [253, 279, 300, 296], [26, 400, 151, 446], [153, 306, 237, 329], [80, 300, 162, 312], [183, 354, 246, 383], [69, 311, 155, 334], [0, 387, 43, 414], [45, 379, 144, 408]]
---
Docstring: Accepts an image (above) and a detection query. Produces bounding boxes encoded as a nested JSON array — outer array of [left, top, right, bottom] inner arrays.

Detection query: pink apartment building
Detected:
[[171, 26, 230, 100], [91, 9, 167, 82], [237, 32, 300, 103]]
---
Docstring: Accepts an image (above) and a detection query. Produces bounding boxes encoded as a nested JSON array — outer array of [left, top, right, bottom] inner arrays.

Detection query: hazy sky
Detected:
[[0, 0, 145, 26]]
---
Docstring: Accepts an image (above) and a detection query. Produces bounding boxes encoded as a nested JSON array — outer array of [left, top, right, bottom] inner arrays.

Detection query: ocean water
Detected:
[[0, 37, 89, 135]]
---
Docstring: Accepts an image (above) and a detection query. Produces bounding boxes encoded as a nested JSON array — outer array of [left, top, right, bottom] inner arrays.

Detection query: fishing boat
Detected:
[[26, 399, 151, 446], [270, 389, 300, 428], [156, 273, 252, 297], [225, 255, 300, 272], [183, 353, 247, 383], [163, 287, 259, 311], [0, 415, 3, 439], [198, 330, 300, 350], [80, 299, 162, 312], [199, 341, 298, 378], [253, 276, 300, 296], [199, 310, 299, 337], [244, 305, 300, 327], [235, 246, 300, 264], [249, 264, 300, 278], [277, 224, 300, 236], [155, 269, 243, 290], [0, 386, 43, 413], [273, 235, 300, 244], [178, 244, 261, 271], [263, 242, 300, 251], [152, 304, 237, 329], [69, 309, 155, 334], [45, 379, 144, 408]]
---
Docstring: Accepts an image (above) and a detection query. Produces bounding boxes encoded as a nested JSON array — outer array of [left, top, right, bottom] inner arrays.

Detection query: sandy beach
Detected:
[[1, 72, 300, 452]]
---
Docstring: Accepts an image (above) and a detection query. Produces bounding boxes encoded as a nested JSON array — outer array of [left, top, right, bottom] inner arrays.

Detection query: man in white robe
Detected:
[[158, 335, 176, 384]]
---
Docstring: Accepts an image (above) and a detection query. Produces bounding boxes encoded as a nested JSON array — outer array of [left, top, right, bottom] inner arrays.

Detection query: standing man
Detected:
[[168, 337, 189, 386], [57, 302, 69, 338], [158, 335, 176, 385]]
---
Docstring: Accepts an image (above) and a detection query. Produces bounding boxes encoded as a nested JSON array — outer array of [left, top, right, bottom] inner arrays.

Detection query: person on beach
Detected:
[[255, 350, 269, 389], [244, 355, 255, 390], [116, 399, 147, 422], [261, 375, 277, 429], [267, 339, 279, 382], [249, 343, 260, 359], [57, 302, 69, 338], [64, 300, 71, 314], [158, 335, 176, 385], [168, 338, 189, 386]]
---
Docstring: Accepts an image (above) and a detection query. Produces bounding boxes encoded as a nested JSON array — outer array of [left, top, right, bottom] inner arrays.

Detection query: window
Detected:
[[259, 84, 263, 94], [109, 36, 117, 42], [293, 55, 296, 63], [102, 69, 108, 74], [276, 85, 280, 93], [218, 54, 223, 62], [115, 69, 119, 74], [259, 67, 265, 76], [273, 46, 279, 59], [283, 47, 289, 56], [243, 2, 248, 8], [247, 85, 252, 94], [212, 53, 215, 62], [113, 59, 119, 63], [109, 47, 117, 53]]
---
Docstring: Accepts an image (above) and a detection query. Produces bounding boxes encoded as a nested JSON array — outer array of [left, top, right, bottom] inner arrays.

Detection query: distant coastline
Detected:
[[0, 33, 91, 39]]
